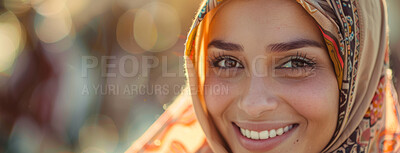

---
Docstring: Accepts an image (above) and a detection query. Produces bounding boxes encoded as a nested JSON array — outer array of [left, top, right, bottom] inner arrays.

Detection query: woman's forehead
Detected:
[[208, 0, 323, 50], [214, 0, 305, 17]]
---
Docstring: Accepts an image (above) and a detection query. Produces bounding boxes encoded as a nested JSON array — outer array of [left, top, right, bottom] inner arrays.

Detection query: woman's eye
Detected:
[[213, 56, 244, 69], [208, 55, 245, 78], [279, 58, 315, 69], [274, 56, 316, 78]]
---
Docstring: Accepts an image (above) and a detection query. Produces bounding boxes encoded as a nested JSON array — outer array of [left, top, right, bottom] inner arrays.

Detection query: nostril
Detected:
[[238, 98, 279, 117]]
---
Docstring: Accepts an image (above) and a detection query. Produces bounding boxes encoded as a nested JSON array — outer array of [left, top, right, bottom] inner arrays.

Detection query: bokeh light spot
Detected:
[[66, 0, 90, 17], [117, 10, 144, 54], [116, 0, 148, 10], [0, 11, 25, 72], [31, 0, 67, 16], [134, 9, 158, 51], [4, 0, 32, 15], [0, 35, 17, 72], [79, 115, 119, 153], [34, 8, 72, 43], [134, 2, 181, 52]]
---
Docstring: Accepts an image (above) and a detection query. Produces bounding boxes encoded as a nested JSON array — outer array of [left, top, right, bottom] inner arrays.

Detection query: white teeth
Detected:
[[269, 129, 276, 138], [239, 124, 295, 140], [245, 129, 251, 138], [276, 128, 283, 136], [284, 126, 289, 132], [250, 131, 259, 139], [259, 130, 269, 139]]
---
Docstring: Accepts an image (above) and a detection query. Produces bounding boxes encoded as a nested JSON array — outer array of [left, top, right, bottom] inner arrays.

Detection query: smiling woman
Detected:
[[130, 0, 400, 152], [203, 0, 338, 152]]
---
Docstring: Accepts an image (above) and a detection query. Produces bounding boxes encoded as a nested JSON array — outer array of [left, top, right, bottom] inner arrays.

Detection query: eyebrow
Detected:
[[208, 38, 323, 52], [208, 40, 244, 51], [268, 39, 323, 52]]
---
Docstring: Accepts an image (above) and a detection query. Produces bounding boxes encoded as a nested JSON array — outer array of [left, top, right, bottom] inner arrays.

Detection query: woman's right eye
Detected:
[[212, 56, 244, 69]]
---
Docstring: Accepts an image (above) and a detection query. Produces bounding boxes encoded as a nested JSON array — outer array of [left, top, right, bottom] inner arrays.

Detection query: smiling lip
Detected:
[[233, 122, 298, 151]]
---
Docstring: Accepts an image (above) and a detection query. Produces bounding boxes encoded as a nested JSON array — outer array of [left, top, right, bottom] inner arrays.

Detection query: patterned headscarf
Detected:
[[129, 0, 400, 152]]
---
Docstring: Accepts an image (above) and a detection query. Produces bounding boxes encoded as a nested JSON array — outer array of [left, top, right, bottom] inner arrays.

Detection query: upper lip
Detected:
[[233, 121, 297, 132]]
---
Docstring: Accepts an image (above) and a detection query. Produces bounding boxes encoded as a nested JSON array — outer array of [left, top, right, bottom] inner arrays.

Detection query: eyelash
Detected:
[[208, 52, 244, 69], [277, 52, 316, 70], [208, 52, 316, 70]]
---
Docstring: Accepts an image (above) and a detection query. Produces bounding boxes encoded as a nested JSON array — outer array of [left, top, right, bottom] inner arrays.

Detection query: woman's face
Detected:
[[204, 0, 339, 152]]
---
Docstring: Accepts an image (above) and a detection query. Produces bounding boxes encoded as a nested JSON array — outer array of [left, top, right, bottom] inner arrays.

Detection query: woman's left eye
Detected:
[[278, 57, 316, 69]]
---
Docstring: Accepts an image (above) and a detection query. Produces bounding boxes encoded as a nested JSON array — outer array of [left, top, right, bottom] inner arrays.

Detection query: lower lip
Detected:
[[233, 123, 298, 152]]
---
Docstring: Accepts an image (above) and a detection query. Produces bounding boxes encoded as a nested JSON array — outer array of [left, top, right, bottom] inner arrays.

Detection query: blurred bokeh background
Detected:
[[0, 0, 399, 152]]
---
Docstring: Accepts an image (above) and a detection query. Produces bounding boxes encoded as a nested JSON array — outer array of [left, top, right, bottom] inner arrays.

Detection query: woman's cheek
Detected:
[[283, 72, 338, 122], [204, 77, 242, 117]]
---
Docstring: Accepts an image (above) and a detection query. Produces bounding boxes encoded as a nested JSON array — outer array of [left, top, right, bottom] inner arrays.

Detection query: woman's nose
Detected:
[[238, 77, 279, 117]]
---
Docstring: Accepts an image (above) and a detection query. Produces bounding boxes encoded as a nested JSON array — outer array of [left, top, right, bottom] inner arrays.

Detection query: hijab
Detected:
[[129, 0, 400, 152]]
